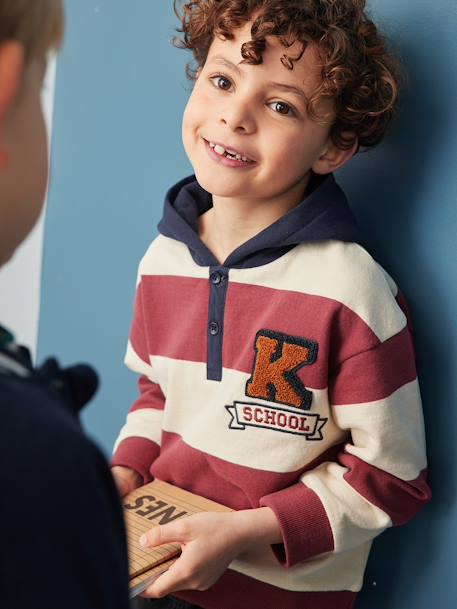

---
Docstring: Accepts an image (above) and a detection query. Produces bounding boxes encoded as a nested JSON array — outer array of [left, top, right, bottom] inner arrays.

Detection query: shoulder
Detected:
[[299, 241, 407, 341], [303, 240, 399, 297], [236, 241, 407, 342], [138, 234, 208, 280], [140, 233, 187, 266], [0, 375, 110, 485]]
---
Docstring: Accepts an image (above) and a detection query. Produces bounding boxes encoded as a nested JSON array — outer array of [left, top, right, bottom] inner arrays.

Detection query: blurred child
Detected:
[[113, 2, 431, 608], [0, 2, 129, 607]]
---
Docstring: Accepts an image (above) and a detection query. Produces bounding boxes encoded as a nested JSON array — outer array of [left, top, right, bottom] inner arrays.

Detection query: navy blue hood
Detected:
[[158, 172, 364, 269]]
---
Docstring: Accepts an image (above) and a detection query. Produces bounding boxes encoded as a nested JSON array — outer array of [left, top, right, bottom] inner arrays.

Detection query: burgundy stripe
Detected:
[[111, 436, 159, 483], [133, 276, 414, 404], [175, 569, 357, 609], [134, 275, 384, 386], [130, 375, 166, 413], [329, 326, 417, 405], [224, 281, 380, 390], [132, 275, 209, 364], [152, 431, 344, 511], [340, 452, 432, 525]]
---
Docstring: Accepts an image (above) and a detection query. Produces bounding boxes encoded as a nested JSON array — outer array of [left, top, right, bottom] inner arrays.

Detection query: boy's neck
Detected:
[[198, 171, 313, 265]]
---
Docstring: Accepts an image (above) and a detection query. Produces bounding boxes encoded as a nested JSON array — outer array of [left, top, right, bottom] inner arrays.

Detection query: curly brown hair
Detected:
[[172, 0, 406, 152]]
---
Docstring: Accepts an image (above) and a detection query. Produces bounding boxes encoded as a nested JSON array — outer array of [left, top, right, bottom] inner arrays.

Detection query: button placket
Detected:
[[206, 266, 229, 381]]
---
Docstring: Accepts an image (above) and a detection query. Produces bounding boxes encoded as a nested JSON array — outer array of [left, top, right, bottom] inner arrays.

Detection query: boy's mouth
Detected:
[[203, 138, 256, 164]]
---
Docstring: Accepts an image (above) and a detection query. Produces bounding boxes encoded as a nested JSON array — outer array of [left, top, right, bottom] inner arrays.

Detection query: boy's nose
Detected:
[[218, 100, 256, 134]]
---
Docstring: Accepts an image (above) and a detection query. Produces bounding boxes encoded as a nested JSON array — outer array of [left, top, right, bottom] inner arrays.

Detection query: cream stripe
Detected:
[[124, 340, 158, 382], [139, 235, 208, 279], [376, 262, 398, 298], [227, 539, 370, 592], [148, 356, 346, 473], [333, 380, 427, 480], [302, 463, 392, 553], [113, 408, 163, 453], [229, 241, 406, 342]]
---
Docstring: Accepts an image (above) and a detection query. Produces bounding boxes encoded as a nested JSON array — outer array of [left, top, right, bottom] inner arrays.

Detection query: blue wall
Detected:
[[39, 1, 457, 607]]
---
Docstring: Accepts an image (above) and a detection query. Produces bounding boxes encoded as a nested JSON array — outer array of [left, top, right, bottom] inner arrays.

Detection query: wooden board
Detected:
[[123, 479, 232, 593]]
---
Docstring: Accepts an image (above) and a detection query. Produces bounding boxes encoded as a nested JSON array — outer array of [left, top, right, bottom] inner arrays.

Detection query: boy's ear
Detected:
[[312, 132, 359, 175], [0, 41, 24, 128]]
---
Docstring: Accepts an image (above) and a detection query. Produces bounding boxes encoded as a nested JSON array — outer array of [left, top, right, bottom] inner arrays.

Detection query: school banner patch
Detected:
[[226, 401, 327, 440]]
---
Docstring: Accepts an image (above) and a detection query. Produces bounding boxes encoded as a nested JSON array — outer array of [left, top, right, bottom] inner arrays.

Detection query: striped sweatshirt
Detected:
[[112, 172, 431, 609]]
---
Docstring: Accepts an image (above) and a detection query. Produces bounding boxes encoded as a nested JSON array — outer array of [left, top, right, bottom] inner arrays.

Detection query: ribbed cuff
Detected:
[[260, 482, 334, 566], [111, 436, 160, 483]]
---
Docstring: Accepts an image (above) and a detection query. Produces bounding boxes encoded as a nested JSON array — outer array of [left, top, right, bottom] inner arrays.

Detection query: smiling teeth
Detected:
[[209, 141, 250, 162]]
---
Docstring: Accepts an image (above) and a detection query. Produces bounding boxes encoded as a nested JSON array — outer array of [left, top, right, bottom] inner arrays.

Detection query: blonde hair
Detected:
[[0, 0, 64, 61]]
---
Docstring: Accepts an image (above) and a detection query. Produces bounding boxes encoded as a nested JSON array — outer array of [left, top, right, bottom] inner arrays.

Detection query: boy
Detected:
[[112, 1, 431, 608], [0, 2, 130, 607]]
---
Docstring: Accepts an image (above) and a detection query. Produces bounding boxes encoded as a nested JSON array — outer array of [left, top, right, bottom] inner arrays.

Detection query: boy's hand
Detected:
[[139, 507, 282, 598], [111, 465, 142, 497]]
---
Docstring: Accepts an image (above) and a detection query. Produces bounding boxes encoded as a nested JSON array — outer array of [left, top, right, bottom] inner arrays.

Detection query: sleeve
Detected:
[[1, 397, 131, 609], [259, 297, 431, 568], [111, 271, 166, 482]]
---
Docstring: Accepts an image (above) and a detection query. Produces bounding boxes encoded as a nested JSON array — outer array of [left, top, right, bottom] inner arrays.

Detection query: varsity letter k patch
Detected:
[[245, 329, 318, 410]]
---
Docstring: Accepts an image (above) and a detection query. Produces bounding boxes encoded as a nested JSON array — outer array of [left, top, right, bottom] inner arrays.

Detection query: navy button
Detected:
[[209, 321, 219, 335], [210, 272, 222, 285]]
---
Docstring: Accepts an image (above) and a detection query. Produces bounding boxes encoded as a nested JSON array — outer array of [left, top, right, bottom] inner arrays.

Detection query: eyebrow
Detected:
[[209, 55, 309, 104]]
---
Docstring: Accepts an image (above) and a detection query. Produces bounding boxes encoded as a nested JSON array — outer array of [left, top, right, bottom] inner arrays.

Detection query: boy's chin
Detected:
[[193, 168, 253, 198]]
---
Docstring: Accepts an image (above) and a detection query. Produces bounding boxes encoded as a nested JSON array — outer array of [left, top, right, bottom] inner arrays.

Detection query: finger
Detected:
[[111, 469, 135, 497], [139, 518, 190, 549], [141, 559, 189, 598], [113, 475, 128, 497]]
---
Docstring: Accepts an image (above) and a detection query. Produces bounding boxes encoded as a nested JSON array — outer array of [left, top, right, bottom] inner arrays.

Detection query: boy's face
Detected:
[[182, 21, 337, 202], [0, 54, 48, 265]]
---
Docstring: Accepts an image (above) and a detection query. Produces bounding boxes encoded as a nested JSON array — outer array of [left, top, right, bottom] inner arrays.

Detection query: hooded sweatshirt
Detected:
[[112, 173, 431, 609]]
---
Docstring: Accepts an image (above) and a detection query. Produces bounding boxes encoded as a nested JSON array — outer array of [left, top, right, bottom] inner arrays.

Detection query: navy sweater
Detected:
[[0, 326, 130, 609]]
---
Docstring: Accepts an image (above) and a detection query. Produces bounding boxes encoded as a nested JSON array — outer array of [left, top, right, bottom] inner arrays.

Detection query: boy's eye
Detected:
[[269, 101, 295, 117], [209, 74, 232, 91]]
